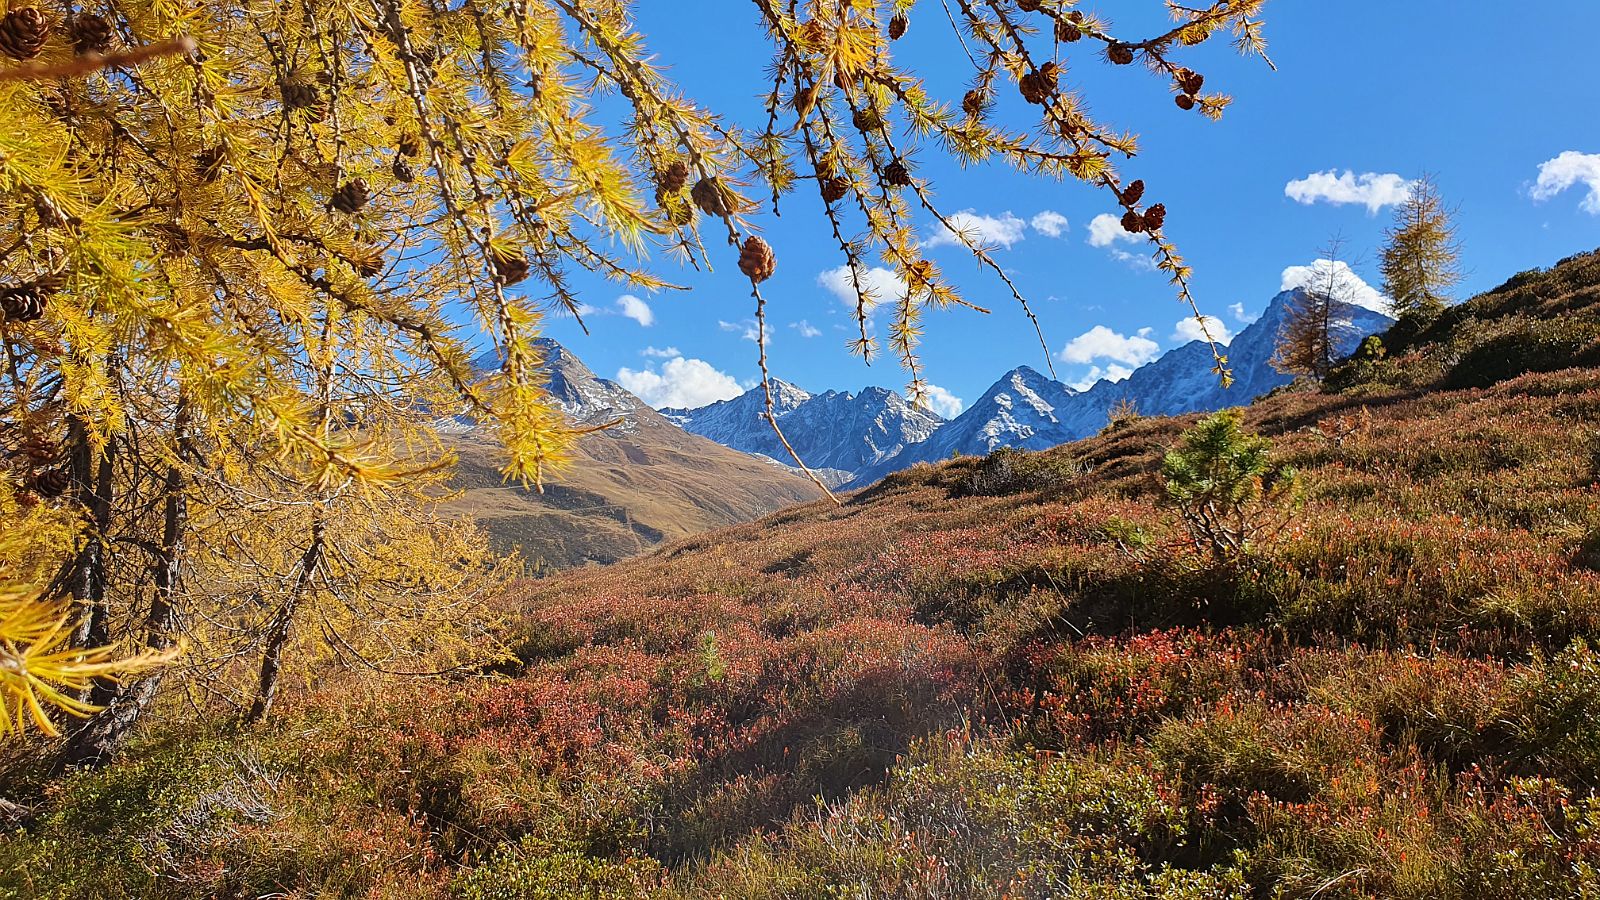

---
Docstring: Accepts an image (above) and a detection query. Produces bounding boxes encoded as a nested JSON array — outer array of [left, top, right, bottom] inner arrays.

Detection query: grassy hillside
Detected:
[[443, 409, 825, 570], [5, 249, 1600, 898]]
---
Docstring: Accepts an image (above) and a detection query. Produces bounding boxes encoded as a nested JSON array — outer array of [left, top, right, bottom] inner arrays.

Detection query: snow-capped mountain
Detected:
[[657, 288, 1392, 490], [663, 381, 945, 483], [470, 339, 646, 429], [445, 338, 824, 567], [846, 288, 1392, 486]]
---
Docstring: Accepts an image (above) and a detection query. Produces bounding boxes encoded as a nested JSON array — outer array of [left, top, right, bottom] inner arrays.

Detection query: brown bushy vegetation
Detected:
[[6, 250, 1600, 897]]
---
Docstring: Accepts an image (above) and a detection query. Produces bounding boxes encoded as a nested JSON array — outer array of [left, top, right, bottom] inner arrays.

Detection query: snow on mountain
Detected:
[[663, 382, 945, 479], [471, 339, 647, 429], [846, 288, 1393, 487]]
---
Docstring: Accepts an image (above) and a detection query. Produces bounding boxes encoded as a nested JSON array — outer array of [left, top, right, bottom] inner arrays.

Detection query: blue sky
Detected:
[[521, 1, 1600, 417]]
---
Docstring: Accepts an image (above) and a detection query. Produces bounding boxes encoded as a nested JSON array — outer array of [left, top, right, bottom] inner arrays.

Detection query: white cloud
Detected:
[[1532, 151, 1600, 214], [817, 265, 909, 316], [1068, 364, 1134, 392], [1228, 302, 1253, 323], [918, 384, 964, 418], [641, 345, 680, 358], [790, 320, 821, 338], [616, 294, 654, 327], [1087, 213, 1141, 248], [1060, 325, 1161, 367], [926, 209, 1028, 250], [718, 319, 763, 344], [1031, 210, 1070, 239], [1171, 315, 1232, 345], [1284, 170, 1415, 214], [1281, 259, 1392, 315], [616, 357, 744, 409], [1085, 213, 1154, 269]]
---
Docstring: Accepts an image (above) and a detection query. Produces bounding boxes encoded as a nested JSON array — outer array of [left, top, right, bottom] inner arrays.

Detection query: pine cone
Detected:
[[888, 13, 907, 40], [1121, 179, 1145, 206], [490, 247, 530, 285], [330, 178, 370, 214], [1120, 209, 1146, 234], [20, 434, 56, 463], [69, 12, 113, 55], [658, 159, 688, 194], [392, 157, 414, 183], [691, 176, 736, 217], [1178, 69, 1205, 95], [29, 465, 72, 498], [0, 7, 50, 61], [962, 89, 984, 117], [0, 277, 58, 323], [1019, 62, 1058, 104], [1174, 93, 1195, 111], [1108, 43, 1135, 66], [851, 106, 883, 132], [1056, 21, 1082, 42], [820, 175, 850, 205], [1143, 203, 1166, 230], [397, 131, 422, 158], [1017, 0, 1042, 10], [280, 77, 323, 111], [884, 160, 912, 188], [737, 235, 776, 284]]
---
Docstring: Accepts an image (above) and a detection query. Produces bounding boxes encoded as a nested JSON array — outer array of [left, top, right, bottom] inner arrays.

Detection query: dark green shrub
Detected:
[[960, 447, 1084, 497], [1446, 317, 1600, 389]]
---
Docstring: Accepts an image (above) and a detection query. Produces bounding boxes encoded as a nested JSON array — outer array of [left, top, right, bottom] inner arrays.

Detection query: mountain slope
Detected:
[[664, 381, 944, 484], [442, 340, 823, 568], [850, 288, 1392, 486], [25, 250, 1600, 899]]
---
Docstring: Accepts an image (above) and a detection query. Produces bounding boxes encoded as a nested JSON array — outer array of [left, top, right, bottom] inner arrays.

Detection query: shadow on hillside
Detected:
[[645, 663, 978, 864]]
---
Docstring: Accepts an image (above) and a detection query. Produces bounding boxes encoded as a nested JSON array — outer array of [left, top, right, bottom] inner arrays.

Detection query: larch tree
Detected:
[[0, 0, 1277, 755], [1271, 238, 1361, 380], [1380, 174, 1462, 322]]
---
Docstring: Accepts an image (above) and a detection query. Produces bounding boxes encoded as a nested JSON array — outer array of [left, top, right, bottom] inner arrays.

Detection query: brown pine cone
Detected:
[[397, 131, 422, 157], [29, 466, 73, 498], [1178, 69, 1205, 95], [1017, 0, 1042, 10], [659, 159, 689, 193], [691, 176, 736, 217], [392, 157, 415, 183], [20, 434, 57, 463], [1174, 93, 1196, 111], [1120, 179, 1145, 206], [1056, 21, 1082, 42], [962, 89, 984, 117], [1108, 43, 1135, 65], [1143, 203, 1166, 230], [330, 179, 370, 214], [884, 160, 912, 188], [0, 277, 59, 323], [69, 12, 114, 55], [820, 174, 850, 204], [737, 236, 776, 284], [0, 7, 50, 61], [490, 246, 530, 285], [851, 106, 883, 132], [888, 13, 907, 40], [1120, 209, 1146, 234], [280, 77, 323, 111]]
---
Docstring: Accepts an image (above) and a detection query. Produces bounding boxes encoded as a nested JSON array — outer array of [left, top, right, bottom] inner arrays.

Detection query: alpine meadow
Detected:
[[3, 1, 1600, 898]]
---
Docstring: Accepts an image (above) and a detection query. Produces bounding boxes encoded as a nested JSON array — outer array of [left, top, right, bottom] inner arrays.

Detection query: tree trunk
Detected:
[[62, 416, 186, 767], [247, 522, 324, 724]]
